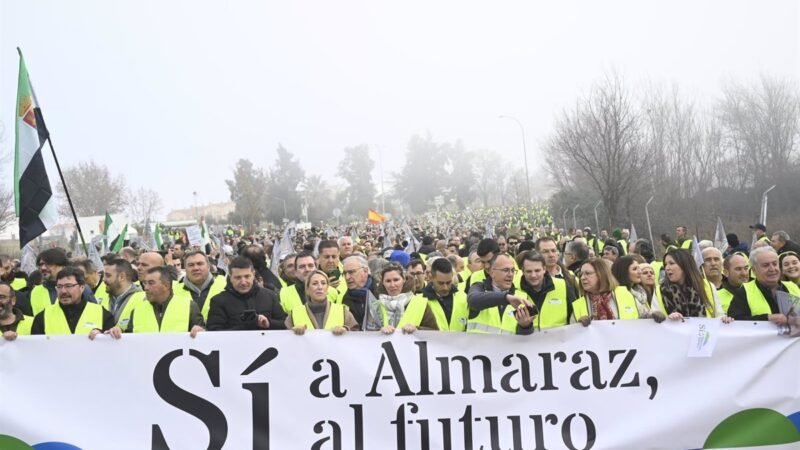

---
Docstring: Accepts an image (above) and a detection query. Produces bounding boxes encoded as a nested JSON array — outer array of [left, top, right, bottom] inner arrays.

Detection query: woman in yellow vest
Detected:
[[779, 252, 800, 292], [376, 263, 439, 334], [611, 256, 664, 322], [652, 249, 731, 322], [638, 261, 658, 309], [572, 258, 640, 325], [285, 270, 358, 335]]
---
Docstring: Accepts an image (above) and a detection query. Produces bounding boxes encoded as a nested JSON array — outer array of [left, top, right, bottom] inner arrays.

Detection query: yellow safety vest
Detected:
[[466, 291, 519, 335], [10, 277, 27, 291], [680, 239, 692, 250], [651, 261, 664, 289], [464, 270, 487, 294], [742, 281, 797, 317], [424, 291, 469, 332], [290, 303, 346, 330], [43, 302, 104, 335], [131, 297, 192, 333], [396, 295, 433, 328], [279, 284, 340, 314], [173, 276, 227, 320], [30, 285, 55, 316], [718, 287, 735, 314], [518, 277, 569, 330], [573, 286, 640, 321], [16, 315, 33, 335], [619, 240, 628, 255], [93, 281, 109, 306], [655, 279, 716, 317]]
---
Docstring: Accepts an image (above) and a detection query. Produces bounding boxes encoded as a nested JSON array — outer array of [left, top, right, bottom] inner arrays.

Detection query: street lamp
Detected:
[[274, 197, 288, 220], [192, 191, 198, 219], [499, 115, 531, 205]]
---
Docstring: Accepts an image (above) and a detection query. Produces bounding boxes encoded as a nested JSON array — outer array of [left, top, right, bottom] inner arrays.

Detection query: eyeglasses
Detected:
[[492, 267, 516, 275], [56, 283, 80, 290], [343, 268, 365, 277], [409, 271, 425, 276]]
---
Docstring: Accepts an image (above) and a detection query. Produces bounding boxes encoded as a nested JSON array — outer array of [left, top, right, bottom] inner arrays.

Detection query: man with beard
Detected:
[[318, 240, 346, 301], [0, 254, 27, 291], [0, 283, 33, 340], [102, 258, 145, 329], [31, 267, 115, 338], [27, 248, 97, 317]]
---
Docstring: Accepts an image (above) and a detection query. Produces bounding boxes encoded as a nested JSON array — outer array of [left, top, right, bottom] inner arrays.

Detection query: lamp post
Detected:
[[499, 115, 531, 205], [593, 201, 602, 235], [572, 204, 579, 231], [192, 191, 198, 219], [274, 197, 288, 221], [645, 196, 655, 251]]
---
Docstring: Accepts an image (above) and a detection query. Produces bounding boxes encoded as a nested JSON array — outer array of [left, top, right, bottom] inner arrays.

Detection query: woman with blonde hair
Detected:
[[286, 270, 359, 335]]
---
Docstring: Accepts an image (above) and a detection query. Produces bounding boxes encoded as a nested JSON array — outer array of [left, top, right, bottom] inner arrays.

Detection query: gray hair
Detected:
[[772, 230, 790, 243], [367, 258, 387, 277], [749, 246, 777, 267], [343, 255, 368, 269]]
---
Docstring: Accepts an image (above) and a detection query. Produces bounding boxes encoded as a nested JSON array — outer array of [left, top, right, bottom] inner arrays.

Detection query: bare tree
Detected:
[[127, 187, 163, 228], [57, 161, 127, 216], [546, 72, 651, 225]]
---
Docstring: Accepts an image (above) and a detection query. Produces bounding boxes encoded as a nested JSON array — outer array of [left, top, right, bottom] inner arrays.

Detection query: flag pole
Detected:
[[19, 48, 88, 255]]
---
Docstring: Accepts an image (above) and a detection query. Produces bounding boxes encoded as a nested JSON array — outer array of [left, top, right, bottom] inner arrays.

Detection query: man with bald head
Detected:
[[466, 254, 534, 335], [137, 252, 165, 286], [718, 253, 749, 313]]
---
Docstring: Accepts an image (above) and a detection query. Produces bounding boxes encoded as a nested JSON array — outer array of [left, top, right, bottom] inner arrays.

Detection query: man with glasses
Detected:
[[0, 282, 33, 340], [27, 248, 97, 317], [31, 267, 115, 338], [341, 255, 379, 330], [466, 254, 534, 335], [408, 259, 426, 294]]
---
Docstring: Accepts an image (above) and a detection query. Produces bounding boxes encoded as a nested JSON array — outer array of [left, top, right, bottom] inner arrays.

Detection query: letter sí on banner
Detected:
[[0, 320, 799, 450]]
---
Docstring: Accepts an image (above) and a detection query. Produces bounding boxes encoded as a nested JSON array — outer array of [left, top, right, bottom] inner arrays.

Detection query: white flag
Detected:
[[714, 217, 728, 253]]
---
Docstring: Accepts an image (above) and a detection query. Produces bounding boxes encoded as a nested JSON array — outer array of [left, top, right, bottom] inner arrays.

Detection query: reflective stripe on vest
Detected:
[[44, 302, 104, 335], [132, 297, 191, 333], [573, 286, 640, 320], [519, 277, 569, 330], [291, 303, 345, 330], [94, 282, 109, 307], [16, 316, 33, 335], [466, 303, 518, 335], [30, 285, 55, 316], [426, 292, 469, 332], [397, 296, 430, 328]]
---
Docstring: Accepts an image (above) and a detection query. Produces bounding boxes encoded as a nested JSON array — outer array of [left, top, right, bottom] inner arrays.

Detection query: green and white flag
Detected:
[[111, 224, 128, 253], [153, 223, 163, 250], [102, 212, 113, 252]]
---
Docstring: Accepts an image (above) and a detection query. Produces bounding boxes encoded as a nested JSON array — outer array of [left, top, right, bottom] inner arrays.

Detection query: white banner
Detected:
[[1, 321, 799, 450]]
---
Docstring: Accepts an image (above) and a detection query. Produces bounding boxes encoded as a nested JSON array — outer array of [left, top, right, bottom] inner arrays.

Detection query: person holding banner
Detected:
[[122, 266, 205, 336], [651, 249, 729, 322], [173, 251, 227, 320], [102, 258, 145, 329], [30, 267, 116, 338], [516, 252, 575, 330], [467, 254, 534, 335], [0, 283, 33, 340], [729, 247, 797, 324], [572, 258, 640, 325], [377, 263, 439, 334], [285, 270, 358, 335]]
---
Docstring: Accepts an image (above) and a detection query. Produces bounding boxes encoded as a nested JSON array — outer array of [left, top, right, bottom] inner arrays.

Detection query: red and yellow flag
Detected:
[[367, 209, 385, 224]]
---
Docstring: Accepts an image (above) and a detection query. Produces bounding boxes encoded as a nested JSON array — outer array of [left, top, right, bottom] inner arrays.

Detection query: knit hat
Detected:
[[388, 250, 411, 268]]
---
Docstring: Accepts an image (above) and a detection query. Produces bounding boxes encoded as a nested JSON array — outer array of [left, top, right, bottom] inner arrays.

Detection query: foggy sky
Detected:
[[1, 0, 798, 219]]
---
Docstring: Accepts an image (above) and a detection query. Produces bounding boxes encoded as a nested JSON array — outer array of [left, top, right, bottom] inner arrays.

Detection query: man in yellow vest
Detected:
[[463, 238, 499, 294], [102, 258, 145, 329], [74, 259, 107, 305], [173, 250, 227, 320], [0, 254, 27, 292], [517, 252, 575, 330], [702, 247, 724, 290], [0, 282, 33, 340], [676, 226, 693, 251], [137, 252, 166, 289], [318, 240, 346, 301], [750, 223, 771, 245], [718, 253, 749, 313], [119, 266, 204, 336], [31, 267, 115, 338], [466, 254, 533, 335], [27, 248, 97, 317], [728, 247, 795, 324], [416, 258, 469, 331]]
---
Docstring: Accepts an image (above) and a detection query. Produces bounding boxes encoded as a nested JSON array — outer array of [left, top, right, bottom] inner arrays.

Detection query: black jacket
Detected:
[[777, 240, 800, 256], [341, 276, 378, 331], [206, 284, 287, 331]]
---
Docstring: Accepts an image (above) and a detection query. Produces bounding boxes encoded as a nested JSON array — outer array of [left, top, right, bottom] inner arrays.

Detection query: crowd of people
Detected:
[[1, 207, 799, 340]]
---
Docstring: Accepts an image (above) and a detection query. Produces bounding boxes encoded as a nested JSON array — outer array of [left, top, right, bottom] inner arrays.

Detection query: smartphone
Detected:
[[239, 309, 257, 322]]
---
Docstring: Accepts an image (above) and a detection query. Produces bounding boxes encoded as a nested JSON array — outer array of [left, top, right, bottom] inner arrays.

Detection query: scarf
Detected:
[[630, 285, 651, 318], [376, 292, 415, 327], [588, 292, 615, 320], [661, 279, 705, 317]]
